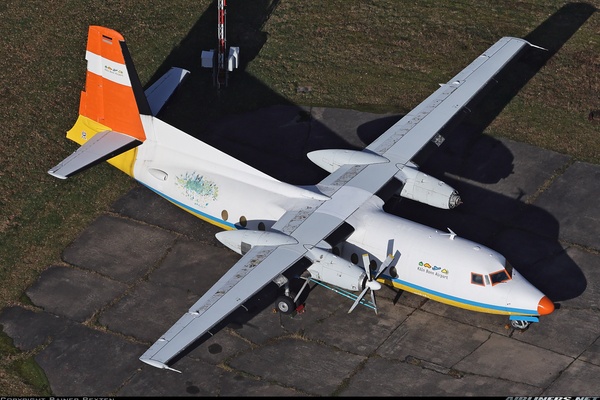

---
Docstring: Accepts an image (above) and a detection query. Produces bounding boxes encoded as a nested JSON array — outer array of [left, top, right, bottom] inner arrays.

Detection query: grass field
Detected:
[[0, 0, 597, 394]]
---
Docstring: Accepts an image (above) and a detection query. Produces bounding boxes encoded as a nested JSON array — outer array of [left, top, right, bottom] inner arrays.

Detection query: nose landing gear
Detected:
[[510, 319, 531, 330], [508, 315, 539, 330]]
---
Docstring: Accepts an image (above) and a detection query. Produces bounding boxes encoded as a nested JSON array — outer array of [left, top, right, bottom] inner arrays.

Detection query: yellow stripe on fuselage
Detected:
[[66, 115, 138, 177], [378, 277, 528, 316], [171, 202, 234, 231]]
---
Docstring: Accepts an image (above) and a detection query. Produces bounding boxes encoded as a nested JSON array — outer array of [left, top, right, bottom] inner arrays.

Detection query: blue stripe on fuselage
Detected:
[[381, 273, 537, 315], [139, 182, 238, 230]]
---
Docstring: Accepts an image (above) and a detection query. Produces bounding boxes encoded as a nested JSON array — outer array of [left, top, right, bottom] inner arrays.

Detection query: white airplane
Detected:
[[49, 26, 555, 373]]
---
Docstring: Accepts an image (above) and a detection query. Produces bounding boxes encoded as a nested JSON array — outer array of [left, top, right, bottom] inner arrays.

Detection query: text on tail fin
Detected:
[[77, 26, 150, 142]]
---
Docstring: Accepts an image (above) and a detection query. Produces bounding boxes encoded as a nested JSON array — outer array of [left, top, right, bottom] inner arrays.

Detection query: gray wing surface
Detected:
[[47, 130, 141, 179], [139, 244, 305, 371], [318, 37, 535, 195], [140, 37, 537, 371]]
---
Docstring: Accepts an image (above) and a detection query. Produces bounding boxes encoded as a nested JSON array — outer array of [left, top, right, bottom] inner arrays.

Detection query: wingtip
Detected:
[[47, 169, 68, 180], [140, 357, 181, 373]]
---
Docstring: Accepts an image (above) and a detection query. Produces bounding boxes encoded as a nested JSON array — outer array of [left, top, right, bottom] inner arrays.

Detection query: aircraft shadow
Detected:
[[132, 1, 595, 359]]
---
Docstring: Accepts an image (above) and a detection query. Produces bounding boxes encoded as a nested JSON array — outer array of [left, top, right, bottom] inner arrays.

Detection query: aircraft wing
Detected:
[[140, 198, 371, 371], [139, 244, 306, 372], [317, 37, 537, 192], [141, 37, 537, 371]]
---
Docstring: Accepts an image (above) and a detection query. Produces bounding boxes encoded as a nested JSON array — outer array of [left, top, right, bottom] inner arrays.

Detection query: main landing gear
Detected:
[[274, 272, 312, 314], [276, 295, 297, 314]]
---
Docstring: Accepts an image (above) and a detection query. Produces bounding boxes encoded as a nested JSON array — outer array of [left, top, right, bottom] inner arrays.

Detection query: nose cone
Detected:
[[537, 296, 555, 315]]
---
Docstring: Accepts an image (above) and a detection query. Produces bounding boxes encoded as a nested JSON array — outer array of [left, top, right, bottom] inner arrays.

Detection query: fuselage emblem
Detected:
[[175, 171, 219, 208]]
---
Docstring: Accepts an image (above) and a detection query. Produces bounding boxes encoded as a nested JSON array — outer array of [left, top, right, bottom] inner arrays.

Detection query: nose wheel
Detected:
[[510, 319, 531, 330]]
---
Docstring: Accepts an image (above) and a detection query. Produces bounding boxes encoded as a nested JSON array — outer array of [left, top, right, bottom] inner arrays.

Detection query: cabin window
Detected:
[[332, 247, 341, 256], [221, 210, 228, 221], [471, 273, 485, 286], [351, 253, 358, 264], [258, 222, 266, 231], [369, 259, 377, 273], [239, 215, 247, 227], [490, 269, 511, 285]]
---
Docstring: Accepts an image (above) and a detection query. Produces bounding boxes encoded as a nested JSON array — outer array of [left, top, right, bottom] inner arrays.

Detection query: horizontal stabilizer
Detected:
[[48, 130, 141, 179], [145, 67, 190, 116]]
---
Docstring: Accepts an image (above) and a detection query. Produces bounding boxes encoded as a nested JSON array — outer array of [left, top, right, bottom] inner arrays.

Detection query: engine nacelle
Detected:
[[305, 247, 366, 292], [396, 166, 461, 209]]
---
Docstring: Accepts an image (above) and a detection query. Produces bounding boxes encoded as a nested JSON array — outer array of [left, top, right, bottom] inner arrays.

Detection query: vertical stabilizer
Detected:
[[74, 26, 151, 142], [50, 26, 152, 179]]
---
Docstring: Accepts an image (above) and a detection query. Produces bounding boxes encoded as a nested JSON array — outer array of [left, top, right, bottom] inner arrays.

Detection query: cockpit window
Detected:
[[471, 273, 485, 286], [490, 269, 511, 285], [504, 261, 513, 278]]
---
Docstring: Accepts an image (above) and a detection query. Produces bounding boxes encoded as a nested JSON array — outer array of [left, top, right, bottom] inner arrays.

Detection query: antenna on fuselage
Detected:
[[441, 228, 457, 240]]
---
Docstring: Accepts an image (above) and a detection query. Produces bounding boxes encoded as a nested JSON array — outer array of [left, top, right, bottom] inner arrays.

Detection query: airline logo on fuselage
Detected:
[[418, 261, 449, 280]]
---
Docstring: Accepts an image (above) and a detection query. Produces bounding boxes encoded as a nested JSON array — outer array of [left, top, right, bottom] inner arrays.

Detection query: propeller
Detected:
[[348, 253, 396, 314]]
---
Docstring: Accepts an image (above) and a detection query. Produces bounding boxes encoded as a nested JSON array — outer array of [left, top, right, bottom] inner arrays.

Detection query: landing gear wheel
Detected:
[[510, 319, 530, 330], [276, 296, 296, 314]]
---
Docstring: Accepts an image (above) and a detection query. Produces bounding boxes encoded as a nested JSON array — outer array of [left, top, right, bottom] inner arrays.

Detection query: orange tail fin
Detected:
[[78, 26, 151, 141]]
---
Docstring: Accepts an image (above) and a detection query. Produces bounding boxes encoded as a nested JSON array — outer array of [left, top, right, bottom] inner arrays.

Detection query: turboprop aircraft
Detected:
[[49, 26, 555, 372]]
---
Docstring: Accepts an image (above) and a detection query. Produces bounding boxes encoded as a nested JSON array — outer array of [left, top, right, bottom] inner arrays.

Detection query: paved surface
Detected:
[[1, 105, 599, 396]]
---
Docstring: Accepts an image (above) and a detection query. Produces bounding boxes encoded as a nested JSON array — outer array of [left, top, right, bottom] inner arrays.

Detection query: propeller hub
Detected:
[[366, 280, 382, 290]]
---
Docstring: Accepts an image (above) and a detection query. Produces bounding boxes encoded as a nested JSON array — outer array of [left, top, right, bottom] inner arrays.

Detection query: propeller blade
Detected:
[[362, 253, 371, 280], [370, 287, 378, 315], [348, 286, 368, 314], [374, 251, 399, 280], [349, 251, 400, 314]]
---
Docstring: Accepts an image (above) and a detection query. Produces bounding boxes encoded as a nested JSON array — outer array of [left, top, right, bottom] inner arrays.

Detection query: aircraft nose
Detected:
[[537, 296, 555, 315]]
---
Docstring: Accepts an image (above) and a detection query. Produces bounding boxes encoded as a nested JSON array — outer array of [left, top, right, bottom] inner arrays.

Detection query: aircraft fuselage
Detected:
[[130, 121, 552, 320]]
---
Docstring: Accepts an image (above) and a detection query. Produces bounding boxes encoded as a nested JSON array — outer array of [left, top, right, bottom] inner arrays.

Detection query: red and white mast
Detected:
[[216, 0, 227, 88], [201, 0, 239, 89]]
